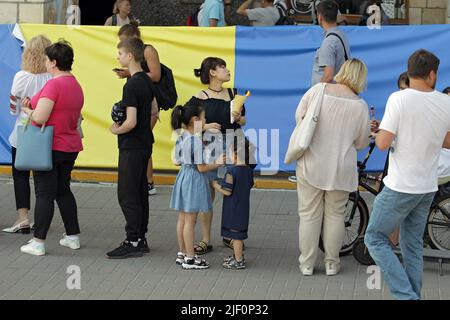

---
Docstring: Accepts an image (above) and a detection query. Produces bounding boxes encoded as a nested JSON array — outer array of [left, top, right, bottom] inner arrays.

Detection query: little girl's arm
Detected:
[[212, 173, 233, 197], [197, 154, 227, 173], [197, 163, 222, 173]]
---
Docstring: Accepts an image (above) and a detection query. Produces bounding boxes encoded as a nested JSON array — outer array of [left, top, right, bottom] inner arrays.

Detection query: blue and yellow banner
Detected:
[[0, 24, 449, 172]]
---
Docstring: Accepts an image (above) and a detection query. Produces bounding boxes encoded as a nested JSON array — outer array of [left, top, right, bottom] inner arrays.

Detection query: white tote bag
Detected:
[[284, 83, 326, 164]]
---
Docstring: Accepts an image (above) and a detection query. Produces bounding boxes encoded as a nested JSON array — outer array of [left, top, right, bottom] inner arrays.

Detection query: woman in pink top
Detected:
[[20, 40, 84, 256]]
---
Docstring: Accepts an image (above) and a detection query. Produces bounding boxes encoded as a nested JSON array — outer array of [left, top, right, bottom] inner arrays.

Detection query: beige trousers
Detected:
[[297, 177, 349, 269]]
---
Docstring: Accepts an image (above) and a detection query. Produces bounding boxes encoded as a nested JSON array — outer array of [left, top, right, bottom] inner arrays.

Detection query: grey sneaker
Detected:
[[223, 255, 245, 263], [223, 257, 246, 269]]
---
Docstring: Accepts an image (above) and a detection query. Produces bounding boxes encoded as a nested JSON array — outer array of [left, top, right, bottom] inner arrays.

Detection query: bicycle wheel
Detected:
[[319, 192, 369, 256], [427, 194, 450, 251], [352, 236, 375, 265]]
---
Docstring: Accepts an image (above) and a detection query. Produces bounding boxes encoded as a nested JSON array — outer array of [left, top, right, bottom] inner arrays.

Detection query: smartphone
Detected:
[[370, 106, 375, 120]]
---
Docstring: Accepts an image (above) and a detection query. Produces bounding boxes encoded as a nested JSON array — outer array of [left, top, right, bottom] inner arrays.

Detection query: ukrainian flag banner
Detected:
[[0, 24, 449, 172]]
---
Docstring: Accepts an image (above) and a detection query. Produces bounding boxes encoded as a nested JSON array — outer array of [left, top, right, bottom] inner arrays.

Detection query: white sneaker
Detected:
[[59, 234, 80, 250], [325, 262, 340, 276], [288, 176, 297, 183], [20, 239, 45, 256], [148, 183, 157, 196], [300, 265, 314, 276]]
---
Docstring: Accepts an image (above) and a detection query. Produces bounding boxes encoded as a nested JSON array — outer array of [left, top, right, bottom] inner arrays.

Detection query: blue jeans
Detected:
[[364, 186, 435, 300]]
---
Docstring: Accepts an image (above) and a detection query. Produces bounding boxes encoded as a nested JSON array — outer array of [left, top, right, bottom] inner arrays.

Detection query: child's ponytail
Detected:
[[171, 105, 184, 130], [171, 100, 204, 130]]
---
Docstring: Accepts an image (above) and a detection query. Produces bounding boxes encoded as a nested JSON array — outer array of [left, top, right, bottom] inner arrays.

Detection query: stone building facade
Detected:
[[0, 0, 448, 25]]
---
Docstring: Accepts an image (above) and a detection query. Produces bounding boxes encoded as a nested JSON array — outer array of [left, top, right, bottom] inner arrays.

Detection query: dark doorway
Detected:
[[79, 0, 116, 25]]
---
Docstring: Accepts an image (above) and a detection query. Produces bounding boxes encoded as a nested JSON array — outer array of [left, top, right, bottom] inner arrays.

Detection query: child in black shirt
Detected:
[[107, 37, 154, 259]]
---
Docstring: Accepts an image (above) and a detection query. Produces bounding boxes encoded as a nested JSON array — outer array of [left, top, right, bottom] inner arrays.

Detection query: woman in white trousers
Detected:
[[294, 59, 371, 276]]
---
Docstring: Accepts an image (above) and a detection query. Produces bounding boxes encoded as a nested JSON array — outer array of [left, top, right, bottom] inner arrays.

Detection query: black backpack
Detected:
[[153, 63, 178, 111]]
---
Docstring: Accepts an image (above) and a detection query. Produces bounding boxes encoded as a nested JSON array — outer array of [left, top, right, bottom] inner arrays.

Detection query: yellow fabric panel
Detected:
[[19, 24, 236, 170]]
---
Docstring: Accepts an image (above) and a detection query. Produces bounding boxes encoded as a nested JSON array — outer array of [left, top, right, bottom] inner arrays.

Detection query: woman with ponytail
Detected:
[[170, 101, 224, 270], [189, 57, 247, 255]]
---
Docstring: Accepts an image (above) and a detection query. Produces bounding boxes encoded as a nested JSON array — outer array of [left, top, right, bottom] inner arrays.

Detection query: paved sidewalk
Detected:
[[0, 178, 448, 300]]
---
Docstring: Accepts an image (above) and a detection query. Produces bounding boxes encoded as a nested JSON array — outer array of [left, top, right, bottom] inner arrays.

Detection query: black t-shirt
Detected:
[[118, 71, 154, 150]]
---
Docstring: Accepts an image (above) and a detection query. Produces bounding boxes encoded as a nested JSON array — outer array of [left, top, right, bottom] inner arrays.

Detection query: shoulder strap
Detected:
[[112, 14, 117, 26], [202, 90, 210, 98], [326, 32, 349, 61], [227, 88, 237, 100]]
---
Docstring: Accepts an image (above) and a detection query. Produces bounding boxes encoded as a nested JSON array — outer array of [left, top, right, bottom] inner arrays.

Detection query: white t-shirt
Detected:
[[438, 149, 450, 178], [9, 71, 51, 148], [246, 7, 280, 26], [380, 89, 450, 194]]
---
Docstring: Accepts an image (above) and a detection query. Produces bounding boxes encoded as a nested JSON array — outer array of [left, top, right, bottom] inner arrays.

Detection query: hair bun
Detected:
[[194, 68, 201, 77]]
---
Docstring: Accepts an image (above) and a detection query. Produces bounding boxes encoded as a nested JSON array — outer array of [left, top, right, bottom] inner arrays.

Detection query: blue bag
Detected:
[[15, 116, 53, 171]]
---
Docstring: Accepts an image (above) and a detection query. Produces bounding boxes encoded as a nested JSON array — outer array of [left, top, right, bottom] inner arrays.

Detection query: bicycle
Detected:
[[325, 140, 450, 265]]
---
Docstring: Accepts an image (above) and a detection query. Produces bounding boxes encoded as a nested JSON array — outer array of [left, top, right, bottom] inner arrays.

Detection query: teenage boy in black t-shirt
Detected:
[[107, 37, 154, 259]]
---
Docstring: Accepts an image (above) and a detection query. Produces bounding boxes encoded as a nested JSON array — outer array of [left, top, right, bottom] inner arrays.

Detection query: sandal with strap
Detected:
[[194, 240, 213, 255], [223, 238, 245, 250]]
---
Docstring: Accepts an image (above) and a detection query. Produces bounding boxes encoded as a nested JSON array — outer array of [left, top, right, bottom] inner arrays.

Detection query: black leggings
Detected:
[[33, 151, 80, 240], [11, 147, 31, 210]]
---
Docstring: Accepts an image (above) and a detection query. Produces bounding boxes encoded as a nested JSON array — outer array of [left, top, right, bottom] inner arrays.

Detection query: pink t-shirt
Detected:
[[31, 75, 84, 153]]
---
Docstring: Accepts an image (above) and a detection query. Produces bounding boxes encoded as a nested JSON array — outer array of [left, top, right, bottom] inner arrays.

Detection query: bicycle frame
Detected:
[[346, 141, 388, 227]]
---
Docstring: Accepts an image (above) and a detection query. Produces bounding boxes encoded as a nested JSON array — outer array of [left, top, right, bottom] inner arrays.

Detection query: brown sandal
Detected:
[[194, 240, 213, 255]]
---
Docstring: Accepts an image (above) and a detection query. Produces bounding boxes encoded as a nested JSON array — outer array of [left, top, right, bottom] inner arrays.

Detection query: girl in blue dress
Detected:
[[170, 100, 224, 270]]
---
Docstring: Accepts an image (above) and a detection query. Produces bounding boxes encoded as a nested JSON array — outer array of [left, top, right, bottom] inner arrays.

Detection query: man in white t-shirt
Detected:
[[237, 0, 280, 26], [365, 49, 450, 300]]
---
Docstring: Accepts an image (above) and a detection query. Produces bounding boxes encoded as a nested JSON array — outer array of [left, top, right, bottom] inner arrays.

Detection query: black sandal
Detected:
[[194, 240, 213, 255], [223, 238, 245, 250]]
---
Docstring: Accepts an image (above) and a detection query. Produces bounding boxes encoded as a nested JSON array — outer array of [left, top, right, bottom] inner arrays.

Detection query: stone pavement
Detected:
[[0, 178, 448, 300]]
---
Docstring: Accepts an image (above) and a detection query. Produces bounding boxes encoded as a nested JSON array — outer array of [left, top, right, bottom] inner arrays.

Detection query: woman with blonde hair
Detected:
[[2, 35, 52, 234], [294, 58, 371, 276], [105, 0, 139, 26]]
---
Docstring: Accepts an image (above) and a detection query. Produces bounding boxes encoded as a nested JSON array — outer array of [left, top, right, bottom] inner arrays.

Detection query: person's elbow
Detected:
[[321, 66, 335, 83], [375, 136, 391, 151], [321, 73, 334, 83], [237, 9, 247, 16], [150, 72, 161, 83], [122, 118, 137, 131], [32, 114, 48, 125], [222, 190, 232, 197]]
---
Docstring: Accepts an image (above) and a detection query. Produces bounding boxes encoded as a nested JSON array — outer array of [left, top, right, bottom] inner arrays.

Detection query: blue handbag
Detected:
[[14, 116, 54, 171]]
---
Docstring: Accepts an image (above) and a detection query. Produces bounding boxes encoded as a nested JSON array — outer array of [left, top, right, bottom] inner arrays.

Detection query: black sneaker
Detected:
[[138, 238, 150, 253], [106, 241, 143, 259]]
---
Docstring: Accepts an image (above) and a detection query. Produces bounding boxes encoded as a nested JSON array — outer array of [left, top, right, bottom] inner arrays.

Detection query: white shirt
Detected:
[[380, 89, 450, 194], [438, 149, 450, 178], [9, 71, 51, 148], [246, 7, 280, 26], [296, 84, 371, 192]]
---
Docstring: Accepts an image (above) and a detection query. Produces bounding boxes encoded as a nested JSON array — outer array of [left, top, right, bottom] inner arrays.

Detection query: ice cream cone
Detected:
[[231, 91, 250, 123]]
